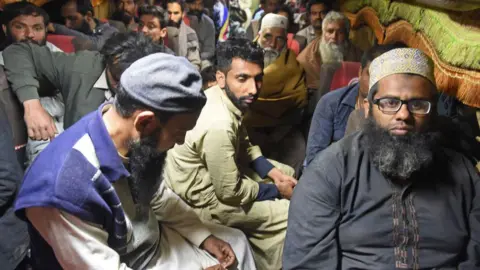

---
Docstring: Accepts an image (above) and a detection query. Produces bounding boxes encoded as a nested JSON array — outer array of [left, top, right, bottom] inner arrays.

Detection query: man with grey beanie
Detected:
[[14, 53, 257, 270]]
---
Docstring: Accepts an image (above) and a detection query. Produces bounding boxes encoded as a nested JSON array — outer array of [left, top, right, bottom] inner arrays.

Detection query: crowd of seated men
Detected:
[[0, 0, 479, 269]]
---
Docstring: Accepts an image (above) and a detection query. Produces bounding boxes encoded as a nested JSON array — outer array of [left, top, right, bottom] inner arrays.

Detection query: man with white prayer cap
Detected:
[[13, 53, 257, 270], [284, 48, 480, 269], [244, 13, 308, 176]]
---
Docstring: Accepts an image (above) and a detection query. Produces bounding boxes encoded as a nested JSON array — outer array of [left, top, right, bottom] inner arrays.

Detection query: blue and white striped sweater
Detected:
[[15, 104, 130, 266]]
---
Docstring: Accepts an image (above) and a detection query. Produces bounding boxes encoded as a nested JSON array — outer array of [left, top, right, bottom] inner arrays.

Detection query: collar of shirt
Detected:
[[87, 103, 130, 182], [341, 82, 360, 108], [93, 69, 114, 101], [212, 85, 243, 120], [308, 25, 316, 37]]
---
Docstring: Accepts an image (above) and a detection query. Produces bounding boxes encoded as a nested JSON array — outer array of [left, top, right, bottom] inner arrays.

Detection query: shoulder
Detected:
[[315, 86, 351, 111], [202, 14, 215, 25], [309, 131, 366, 170], [15, 117, 104, 222]]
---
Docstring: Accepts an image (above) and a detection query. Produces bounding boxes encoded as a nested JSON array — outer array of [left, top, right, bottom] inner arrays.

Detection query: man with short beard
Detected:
[[47, 0, 118, 51], [4, 32, 167, 163], [244, 13, 307, 176], [184, 0, 215, 69], [284, 48, 480, 269], [166, 0, 201, 69], [110, 0, 139, 32], [297, 11, 362, 91], [294, 0, 330, 52], [14, 53, 256, 270], [0, 2, 65, 165], [165, 38, 297, 270]]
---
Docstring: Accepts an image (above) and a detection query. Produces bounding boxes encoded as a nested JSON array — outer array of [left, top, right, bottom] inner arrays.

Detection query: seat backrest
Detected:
[[330, 61, 361, 91], [46, 34, 75, 53]]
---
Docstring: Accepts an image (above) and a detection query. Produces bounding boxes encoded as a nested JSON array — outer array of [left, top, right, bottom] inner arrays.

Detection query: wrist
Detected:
[[268, 168, 283, 183], [23, 99, 42, 110]]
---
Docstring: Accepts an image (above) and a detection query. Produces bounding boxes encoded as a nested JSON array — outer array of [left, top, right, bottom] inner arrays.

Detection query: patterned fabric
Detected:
[[368, 48, 435, 91]]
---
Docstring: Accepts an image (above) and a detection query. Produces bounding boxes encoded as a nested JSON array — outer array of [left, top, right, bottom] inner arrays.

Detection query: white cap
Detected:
[[260, 13, 288, 32]]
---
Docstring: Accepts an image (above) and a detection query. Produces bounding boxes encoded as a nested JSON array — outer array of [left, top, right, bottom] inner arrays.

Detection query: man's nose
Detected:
[[395, 104, 411, 121], [26, 28, 35, 39]]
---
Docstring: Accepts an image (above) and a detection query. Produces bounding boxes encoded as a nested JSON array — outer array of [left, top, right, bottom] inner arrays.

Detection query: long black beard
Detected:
[[127, 132, 166, 206], [364, 116, 440, 181]]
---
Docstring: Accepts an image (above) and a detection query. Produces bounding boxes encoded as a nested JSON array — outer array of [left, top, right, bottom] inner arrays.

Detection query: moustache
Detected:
[[188, 9, 204, 19], [111, 10, 134, 25]]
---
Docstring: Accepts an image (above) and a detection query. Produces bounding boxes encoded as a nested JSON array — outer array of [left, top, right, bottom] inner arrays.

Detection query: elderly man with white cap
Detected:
[[13, 53, 257, 270], [244, 13, 308, 176], [284, 48, 480, 269]]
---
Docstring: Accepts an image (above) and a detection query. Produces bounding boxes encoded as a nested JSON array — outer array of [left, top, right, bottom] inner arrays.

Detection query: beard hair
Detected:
[[188, 9, 204, 21], [127, 130, 167, 206], [168, 19, 182, 28], [224, 83, 256, 111], [5, 27, 47, 46], [364, 115, 440, 181], [111, 10, 134, 26], [319, 37, 346, 64], [263, 47, 280, 67], [312, 19, 322, 30]]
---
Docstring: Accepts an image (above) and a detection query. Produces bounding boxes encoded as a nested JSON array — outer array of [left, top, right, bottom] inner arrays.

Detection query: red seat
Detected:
[[329, 61, 361, 91], [46, 34, 75, 53]]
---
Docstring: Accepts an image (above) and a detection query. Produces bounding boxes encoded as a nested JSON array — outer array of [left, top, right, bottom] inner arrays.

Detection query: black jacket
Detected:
[[0, 106, 29, 269]]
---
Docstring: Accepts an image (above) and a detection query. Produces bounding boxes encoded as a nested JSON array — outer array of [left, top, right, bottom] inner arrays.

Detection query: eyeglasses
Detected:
[[373, 97, 432, 115]]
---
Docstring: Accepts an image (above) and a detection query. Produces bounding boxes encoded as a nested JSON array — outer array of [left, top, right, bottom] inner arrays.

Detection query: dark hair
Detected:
[[101, 32, 167, 86], [216, 38, 264, 73], [201, 65, 217, 84], [138, 5, 168, 28], [1, 2, 50, 26], [66, 0, 94, 16], [166, 0, 185, 12], [361, 42, 407, 69], [307, 0, 331, 14], [114, 84, 175, 122], [274, 4, 295, 33]]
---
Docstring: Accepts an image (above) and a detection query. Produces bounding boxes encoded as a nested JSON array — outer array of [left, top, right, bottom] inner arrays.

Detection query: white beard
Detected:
[[319, 38, 347, 64], [263, 47, 282, 67]]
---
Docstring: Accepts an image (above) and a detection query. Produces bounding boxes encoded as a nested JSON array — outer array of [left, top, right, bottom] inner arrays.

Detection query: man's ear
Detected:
[[133, 111, 158, 135], [358, 66, 362, 78], [215, 70, 226, 88], [363, 98, 370, 118], [160, 27, 168, 38], [2, 25, 6, 35]]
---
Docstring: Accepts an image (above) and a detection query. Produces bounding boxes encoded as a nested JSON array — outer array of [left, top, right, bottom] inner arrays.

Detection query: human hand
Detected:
[[23, 99, 57, 141], [204, 264, 227, 270], [268, 168, 298, 187], [47, 23, 55, 33], [201, 235, 236, 268], [275, 179, 295, 199]]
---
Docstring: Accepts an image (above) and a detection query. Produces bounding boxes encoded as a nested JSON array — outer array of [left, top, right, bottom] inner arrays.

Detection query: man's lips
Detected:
[[390, 126, 412, 135]]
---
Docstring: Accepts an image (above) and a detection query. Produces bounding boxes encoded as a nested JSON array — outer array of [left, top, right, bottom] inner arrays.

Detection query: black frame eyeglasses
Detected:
[[373, 97, 432, 115]]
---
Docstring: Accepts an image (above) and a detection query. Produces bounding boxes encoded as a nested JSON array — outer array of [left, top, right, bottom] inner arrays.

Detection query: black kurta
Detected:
[[284, 131, 480, 270]]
